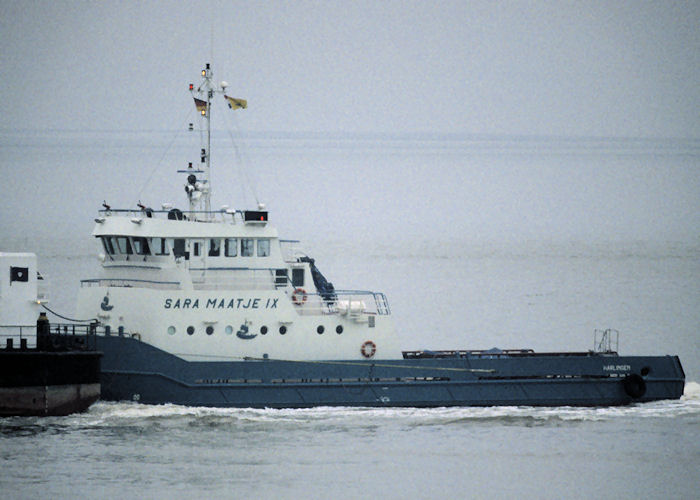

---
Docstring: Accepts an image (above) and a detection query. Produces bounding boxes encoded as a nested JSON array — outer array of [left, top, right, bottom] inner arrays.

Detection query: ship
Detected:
[[0, 253, 101, 416], [74, 63, 685, 408]]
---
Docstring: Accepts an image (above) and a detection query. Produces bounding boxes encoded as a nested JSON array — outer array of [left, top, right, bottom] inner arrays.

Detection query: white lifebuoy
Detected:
[[292, 288, 307, 306], [361, 340, 376, 358]]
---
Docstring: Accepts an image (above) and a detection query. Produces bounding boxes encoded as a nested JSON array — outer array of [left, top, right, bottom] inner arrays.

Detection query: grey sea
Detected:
[[1, 132, 699, 499]]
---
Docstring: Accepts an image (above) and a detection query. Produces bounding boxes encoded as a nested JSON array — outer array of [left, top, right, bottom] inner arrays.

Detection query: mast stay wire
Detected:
[[136, 107, 196, 205], [222, 108, 260, 207]]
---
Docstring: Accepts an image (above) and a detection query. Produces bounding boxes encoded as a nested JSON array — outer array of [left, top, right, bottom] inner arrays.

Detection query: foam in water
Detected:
[[40, 381, 696, 428]]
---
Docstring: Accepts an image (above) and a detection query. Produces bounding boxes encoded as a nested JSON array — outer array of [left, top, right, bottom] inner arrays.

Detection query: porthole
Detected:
[[279, 325, 287, 335], [336, 325, 343, 334], [317, 325, 325, 334], [225, 325, 233, 335], [167, 326, 176, 335], [260, 326, 268, 335], [187, 326, 195, 335], [206, 326, 214, 336]]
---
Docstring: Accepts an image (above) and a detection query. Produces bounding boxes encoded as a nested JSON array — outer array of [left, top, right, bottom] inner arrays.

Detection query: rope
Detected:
[[223, 110, 260, 206], [136, 108, 195, 203], [41, 303, 96, 323]]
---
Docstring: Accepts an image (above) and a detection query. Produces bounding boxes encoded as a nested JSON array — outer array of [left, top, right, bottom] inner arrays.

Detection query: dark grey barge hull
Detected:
[[96, 335, 685, 408], [0, 351, 101, 416]]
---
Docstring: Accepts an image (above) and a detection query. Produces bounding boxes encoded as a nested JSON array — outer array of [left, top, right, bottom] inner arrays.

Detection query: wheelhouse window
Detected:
[[257, 239, 270, 257], [101, 236, 115, 255], [132, 237, 151, 255], [116, 237, 133, 255], [172, 238, 186, 258], [241, 239, 254, 257], [225, 238, 237, 257], [209, 239, 221, 257], [152, 237, 169, 256]]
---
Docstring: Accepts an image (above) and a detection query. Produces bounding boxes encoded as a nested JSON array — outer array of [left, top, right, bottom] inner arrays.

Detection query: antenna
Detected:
[[210, 25, 214, 68], [187, 63, 221, 217], [184, 63, 246, 220]]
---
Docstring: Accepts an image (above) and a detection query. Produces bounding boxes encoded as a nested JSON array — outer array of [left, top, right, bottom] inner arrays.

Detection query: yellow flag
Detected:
[[225, 95, 247, 110]]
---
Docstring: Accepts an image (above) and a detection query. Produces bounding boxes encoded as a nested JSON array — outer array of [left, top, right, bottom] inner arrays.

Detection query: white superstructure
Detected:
[[0, 252, 45, 346], [76, 64, 399, 362]]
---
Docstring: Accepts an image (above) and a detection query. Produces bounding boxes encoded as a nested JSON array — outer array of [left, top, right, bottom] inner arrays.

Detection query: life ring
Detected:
[[292, 288, 307, 306], [623, 373, 646, 399], [361, 340, 376, 358]]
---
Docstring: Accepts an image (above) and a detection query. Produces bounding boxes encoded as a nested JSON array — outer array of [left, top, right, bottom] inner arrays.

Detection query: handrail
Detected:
[[99, 208, 245, 216], [81, 278, 181, 290], [0, 325, 37, 348], [97, 208, 257, 224], [289, 290, 391, 316], [400, 349, 620, 359], [81, 278, 180, 284], [0, 322, 100, 351]]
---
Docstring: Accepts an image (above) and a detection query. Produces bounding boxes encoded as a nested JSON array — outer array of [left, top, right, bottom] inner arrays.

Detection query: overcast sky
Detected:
[[1, 0, 699, 137]]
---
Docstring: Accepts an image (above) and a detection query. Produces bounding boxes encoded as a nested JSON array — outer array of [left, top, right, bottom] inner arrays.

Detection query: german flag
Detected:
[[193, 98, 207, 114]]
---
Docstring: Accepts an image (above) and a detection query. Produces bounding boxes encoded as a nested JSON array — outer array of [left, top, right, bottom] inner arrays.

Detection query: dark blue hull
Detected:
[[96, 335, 685, 408]]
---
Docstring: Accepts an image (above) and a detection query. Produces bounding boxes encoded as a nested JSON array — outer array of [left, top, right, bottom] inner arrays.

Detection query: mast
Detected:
[[186, 63, 245, 220], [189, 63, 220, 218], [204, 63, 212, 214]]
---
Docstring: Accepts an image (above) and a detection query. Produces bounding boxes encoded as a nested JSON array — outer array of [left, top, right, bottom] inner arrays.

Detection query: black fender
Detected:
[[623, 373, 647, 399]]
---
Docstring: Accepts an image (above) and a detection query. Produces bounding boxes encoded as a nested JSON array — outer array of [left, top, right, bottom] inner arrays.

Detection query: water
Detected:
[[1, 394, 699, 499], [1, 132, 699, 498]]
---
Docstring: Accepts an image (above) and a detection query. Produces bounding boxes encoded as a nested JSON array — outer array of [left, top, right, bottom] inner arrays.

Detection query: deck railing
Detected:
[[290, 290, 391, 316], [98, 208, 241, 223], [81, 278, 181, 290], [0, 325, 38, 349], [0, 323, 100, 351]]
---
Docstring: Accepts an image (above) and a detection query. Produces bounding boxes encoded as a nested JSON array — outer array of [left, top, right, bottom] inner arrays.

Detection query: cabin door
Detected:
[[190, 239, 206, 280]]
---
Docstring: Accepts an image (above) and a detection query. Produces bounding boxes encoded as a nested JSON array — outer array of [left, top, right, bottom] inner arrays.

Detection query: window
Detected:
[[116, 237, 133, 255], [152, 238, 169, 256], [241, 239, 254, 257], [192, 241, 201, 257], [209, 239, 221, 257], [101, 236, 115, 255], [225, 238, 237, 257], [275, 269, 288, 287], [132, 237, 151, 255], [257, 239, 270, 257], [172, 239, 186, 258], [292, 268, 304, 287]]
